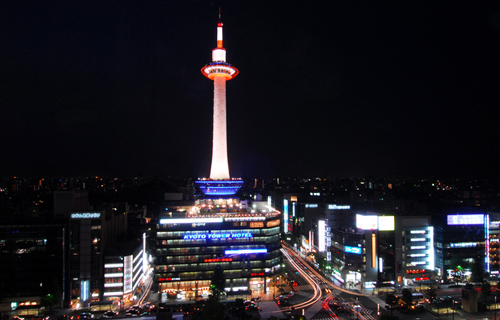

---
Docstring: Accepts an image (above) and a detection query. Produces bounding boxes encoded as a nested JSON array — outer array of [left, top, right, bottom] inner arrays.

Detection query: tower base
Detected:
[[195, 179, 244, 196]]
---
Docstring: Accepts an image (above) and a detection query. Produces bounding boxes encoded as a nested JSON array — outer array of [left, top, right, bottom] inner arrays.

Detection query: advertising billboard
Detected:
[[447, 214, 484, 225], [356, 214, 378, 230], [378, 216, 395, 231], [345, 246, 362, 254]]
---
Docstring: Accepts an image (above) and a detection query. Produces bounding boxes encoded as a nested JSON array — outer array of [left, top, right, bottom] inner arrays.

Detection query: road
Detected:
[[281, 246, 377, 320]]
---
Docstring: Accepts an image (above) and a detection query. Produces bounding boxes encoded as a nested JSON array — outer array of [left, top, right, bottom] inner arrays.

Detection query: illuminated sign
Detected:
[[159, 218, 223, 224], [71, 212, 101, 219], [407, 261, 427, 266], [123, 255, 133, 293], [407, 269, 426, 274], [250, 273, 265, 276], [447, 214, 484, 225], [284, 200, 289, 235], [81, 280, 89, 301], [250, 222, 264, 228], [328, 205, 351, 210], [183, 233, 252, 240], [410, 246, 426, 250], [158, 278, 181, 282], [225, 217, 265, 222], [410, 238, 427, 242], [306, 204, 318, 208], [357, 214, 378, 230], [415, 277, 430, 281], [318, 220, 326, 252], [225, 248, 267, 255], [345, 246, 362, 254], [409, 254, 426, 258], [267, 220, 280, 228], [378, 216, 395, 231], [372, 234, 377, 268], [449, 242, 477, 248], [204, 258, 233, 263], [410, 230, 426, 234]]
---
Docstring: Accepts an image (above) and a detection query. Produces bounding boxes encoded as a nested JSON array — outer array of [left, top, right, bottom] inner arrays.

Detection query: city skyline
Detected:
[[1, 2, 499, 179]]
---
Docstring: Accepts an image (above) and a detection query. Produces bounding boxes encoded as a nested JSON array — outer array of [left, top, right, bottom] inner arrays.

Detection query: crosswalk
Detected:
[[294, 284, 313, 291]]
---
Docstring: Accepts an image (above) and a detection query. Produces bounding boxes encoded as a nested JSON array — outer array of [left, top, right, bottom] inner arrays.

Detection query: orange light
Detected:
[[372, 234, 377, 268]]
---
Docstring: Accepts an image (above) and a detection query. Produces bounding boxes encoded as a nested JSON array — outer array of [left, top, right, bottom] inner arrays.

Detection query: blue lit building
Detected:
[[434, 212, 500, 281], [154, 199, 281, 300]]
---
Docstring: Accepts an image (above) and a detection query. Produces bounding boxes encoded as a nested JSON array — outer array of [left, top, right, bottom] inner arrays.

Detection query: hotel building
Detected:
[[154, 198, 281, 299]]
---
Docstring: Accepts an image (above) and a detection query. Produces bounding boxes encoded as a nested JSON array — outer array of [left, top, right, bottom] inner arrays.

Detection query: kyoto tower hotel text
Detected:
[[154, 14, 282, 300]]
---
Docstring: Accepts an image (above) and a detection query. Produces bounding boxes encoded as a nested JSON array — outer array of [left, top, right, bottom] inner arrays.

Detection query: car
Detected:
[[275, 298, 290, 306], [75, 314, 93, 320], [57, 316, 70, 320], [125, 310, 140, 317], [245, 305, 259, 311], [102, 311, 118, 319]]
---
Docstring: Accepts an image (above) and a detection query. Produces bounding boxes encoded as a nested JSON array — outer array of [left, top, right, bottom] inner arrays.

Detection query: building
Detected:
[[0, 223, 65, 312], [154, 199, 281, 300], [68, 209, 128, 306], [103, 233, 151, 305]]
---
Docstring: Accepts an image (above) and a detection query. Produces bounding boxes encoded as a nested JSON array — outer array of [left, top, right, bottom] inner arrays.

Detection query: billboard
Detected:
[[378, 216, 395, 231], [356, 214, 378, 230], [447, 214, 484, 225], [345, 246, 362, 254], [318, 220, 326, 252]]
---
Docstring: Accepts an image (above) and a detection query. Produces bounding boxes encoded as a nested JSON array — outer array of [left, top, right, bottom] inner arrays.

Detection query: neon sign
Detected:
[[204, 258, 233, 263], [71, 212, 101, 219], [328, 205, 350, 210], [225, 248, 267, 255], [158, 278, 180, 282], [447, 214, 484, 225], [266, 220, 280, 227], [160, 218, 223, 224], [345, 246, 361, 254], [183, 233, 252, 240], [407, 269, 425, 274], [250, 273, 265, 276]]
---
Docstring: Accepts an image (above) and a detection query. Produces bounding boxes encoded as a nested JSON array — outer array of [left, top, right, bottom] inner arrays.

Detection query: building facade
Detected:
[[154, 198, 281, 300]]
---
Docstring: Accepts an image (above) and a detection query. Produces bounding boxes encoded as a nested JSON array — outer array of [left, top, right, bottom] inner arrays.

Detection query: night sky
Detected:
[[1, 2, 499, 179]]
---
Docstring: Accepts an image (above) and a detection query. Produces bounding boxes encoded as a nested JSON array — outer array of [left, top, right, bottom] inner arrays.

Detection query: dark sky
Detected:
[[1, 1, 499, 179]]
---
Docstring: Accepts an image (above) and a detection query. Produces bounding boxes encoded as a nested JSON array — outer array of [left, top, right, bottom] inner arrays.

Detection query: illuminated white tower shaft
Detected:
[[201, 19, 239, 179], [211, 76, 229, 178]]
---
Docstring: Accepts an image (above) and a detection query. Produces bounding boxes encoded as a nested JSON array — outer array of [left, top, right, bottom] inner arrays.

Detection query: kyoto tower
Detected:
[[196, 12, 243, 196]]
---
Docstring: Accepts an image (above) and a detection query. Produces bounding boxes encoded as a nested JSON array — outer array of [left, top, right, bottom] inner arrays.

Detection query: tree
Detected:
[[40, 274, 62, 310], [481, 281, 491, 303], [470, 260, 486, 284], [449, 254, 467, 283], [202, 295, 225, 320], [401, 289, 413, 306], [211, 265, 226, 298], [425, 285, 438, 305]]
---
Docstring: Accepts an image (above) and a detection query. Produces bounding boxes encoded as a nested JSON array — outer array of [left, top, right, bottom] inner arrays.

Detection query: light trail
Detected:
[[282, 244, 368, 297], [281, 248, 322, 309], [282, 245, 375, 320]]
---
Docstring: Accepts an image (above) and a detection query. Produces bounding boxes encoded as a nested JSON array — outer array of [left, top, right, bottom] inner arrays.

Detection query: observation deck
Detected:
[[201, 62, 239, 80]]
